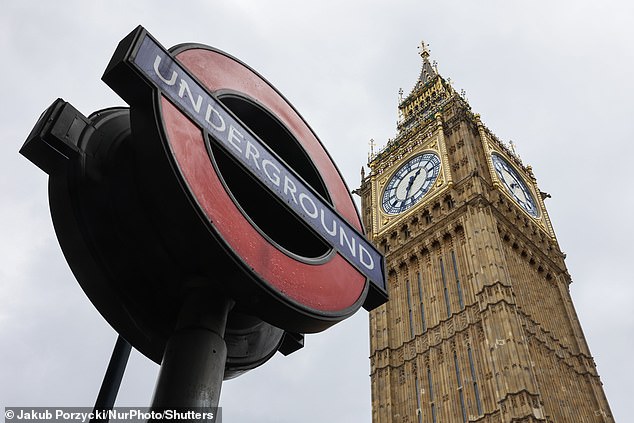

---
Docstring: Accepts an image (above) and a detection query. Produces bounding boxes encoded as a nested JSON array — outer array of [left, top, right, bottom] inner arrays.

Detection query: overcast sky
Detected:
[[1, 1, 632, 422]]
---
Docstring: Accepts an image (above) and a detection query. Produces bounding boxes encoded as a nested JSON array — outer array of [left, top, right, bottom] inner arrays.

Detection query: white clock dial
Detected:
[[491, 153, 539, 217], [382, 153, 441, 214]]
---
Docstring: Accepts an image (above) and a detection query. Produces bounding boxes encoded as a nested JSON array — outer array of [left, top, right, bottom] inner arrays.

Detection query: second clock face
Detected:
[[491, 153, 539, 217], [382, 153, 441, 214]]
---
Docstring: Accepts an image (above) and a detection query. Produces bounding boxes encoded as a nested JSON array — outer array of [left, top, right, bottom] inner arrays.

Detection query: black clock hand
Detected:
[[404, 169, 422, 198], [404, 175, 416, 198]]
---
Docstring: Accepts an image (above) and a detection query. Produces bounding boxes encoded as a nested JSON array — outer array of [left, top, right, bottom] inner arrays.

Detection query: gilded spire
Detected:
[[417, 40, 437, 85], [396, 40, 454, 134]]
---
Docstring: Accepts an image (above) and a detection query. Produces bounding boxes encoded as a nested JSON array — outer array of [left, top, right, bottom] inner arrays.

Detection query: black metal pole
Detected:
[[150, 290, 233, 421], [90, 334, 132, 422]]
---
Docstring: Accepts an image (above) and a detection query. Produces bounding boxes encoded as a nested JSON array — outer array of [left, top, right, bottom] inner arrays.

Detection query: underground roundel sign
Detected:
[[103, 26, 387, 332]]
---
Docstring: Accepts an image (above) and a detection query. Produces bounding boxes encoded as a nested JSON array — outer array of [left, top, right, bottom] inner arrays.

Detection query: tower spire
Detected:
[[417, 40, 437, 85], [397, 40, 449, 132]]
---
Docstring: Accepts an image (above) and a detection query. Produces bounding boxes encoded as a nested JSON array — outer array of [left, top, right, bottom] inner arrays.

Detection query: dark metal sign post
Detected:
[[90, 335, 131, 423], [150, 291, 233, 412], [21, 26, 387, 420]]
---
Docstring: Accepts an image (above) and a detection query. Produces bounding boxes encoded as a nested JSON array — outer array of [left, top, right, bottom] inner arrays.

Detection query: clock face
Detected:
[[382, 153, 441, 214], [491, 153, 539, 217]]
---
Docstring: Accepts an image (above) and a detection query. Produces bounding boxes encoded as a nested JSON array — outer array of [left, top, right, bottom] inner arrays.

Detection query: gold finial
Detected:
[[418, 40, 430, 58], [369, 138, 375, 159]]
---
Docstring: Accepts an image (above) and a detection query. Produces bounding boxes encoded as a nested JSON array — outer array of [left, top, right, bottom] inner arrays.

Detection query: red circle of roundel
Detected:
[[159, 47, 366, 313]]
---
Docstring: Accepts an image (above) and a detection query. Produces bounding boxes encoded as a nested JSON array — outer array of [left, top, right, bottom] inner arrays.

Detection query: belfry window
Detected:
[[451, 250, 465, 309], [427, 366, 437, 423], [440, 257, 451, 317], [468, 346, 483, 415], [417, 272, 427, 332], [406, 280, 415, 338], [454, 351, 467, 423], [415, 377, 423, 423]]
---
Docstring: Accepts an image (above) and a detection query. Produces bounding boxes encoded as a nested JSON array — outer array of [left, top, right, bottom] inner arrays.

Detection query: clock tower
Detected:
[[356, 42, 614, 422]]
